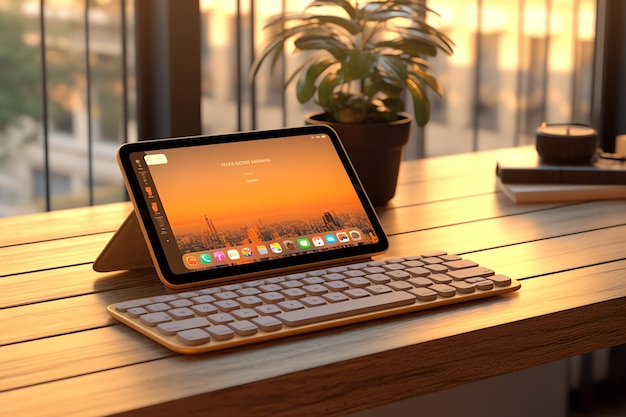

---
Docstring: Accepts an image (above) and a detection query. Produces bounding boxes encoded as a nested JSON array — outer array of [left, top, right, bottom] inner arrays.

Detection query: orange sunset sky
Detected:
[[143, 135, 365, 235]]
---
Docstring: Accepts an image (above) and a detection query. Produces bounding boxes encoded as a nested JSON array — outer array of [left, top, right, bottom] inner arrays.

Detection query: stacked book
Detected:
[[495, 147, 626, 203]]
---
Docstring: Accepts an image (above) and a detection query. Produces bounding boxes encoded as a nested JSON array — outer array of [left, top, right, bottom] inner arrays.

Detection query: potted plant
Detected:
[[251, 0, 453, 205]]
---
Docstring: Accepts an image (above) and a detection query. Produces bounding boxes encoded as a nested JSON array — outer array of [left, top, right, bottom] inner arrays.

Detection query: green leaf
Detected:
[[377, 55, 409, 84], [294, 35, 350, 61], [317, 73, 340, 109], [407, 76, 431, 127], [296, 59, 335, 103], [339, 50, 375, 81], [310, 15, 362, 35], [375, 39, 437, 57], [307, 0, 358, 20]]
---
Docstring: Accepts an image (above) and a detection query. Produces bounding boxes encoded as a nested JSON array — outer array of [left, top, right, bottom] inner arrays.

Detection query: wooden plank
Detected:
[[378, 192, 569, 235], [389, 169, 498, 207], [0, 326, 173, 392], [0, 265, 162, 309], [0, 232, 114, 277], [396, 147, 504, 185], [0, 282, 168, 346], [0, 202, 131, 247], [2, 261, 625, 416], [385, 200, 626, 258]]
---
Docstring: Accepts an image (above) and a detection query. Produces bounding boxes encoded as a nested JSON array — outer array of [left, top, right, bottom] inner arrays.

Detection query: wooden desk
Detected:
[[2, 148, 625, 416]]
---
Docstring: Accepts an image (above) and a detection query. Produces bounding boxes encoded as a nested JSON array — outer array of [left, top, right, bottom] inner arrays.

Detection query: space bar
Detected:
[[275, 292, 416, 327]]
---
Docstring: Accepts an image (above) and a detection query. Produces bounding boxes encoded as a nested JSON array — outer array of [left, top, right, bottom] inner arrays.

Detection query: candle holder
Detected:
[[535, 123, 598, 165]]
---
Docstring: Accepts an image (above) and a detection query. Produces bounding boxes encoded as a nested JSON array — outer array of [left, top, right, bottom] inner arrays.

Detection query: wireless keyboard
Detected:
[[108, 251, 521, 354]]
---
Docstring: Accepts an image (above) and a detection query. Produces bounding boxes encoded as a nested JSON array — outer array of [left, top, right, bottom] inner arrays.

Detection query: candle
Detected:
[[537, 124, 597, 138], [536, 123, 598, 165]]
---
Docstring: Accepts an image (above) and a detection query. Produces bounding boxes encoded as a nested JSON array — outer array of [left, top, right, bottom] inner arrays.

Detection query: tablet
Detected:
[[96, 125, 388, 289]]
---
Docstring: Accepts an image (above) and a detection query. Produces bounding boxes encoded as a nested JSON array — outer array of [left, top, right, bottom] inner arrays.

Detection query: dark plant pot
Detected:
[[305, 112, 412, 206]]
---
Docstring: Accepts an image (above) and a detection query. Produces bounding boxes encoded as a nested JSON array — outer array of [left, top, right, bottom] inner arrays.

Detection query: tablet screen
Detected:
[[118, 125, 388, 287]]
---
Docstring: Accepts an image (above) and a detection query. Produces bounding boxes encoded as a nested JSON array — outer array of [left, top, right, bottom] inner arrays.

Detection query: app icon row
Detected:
[[183, 230, 362, 268]]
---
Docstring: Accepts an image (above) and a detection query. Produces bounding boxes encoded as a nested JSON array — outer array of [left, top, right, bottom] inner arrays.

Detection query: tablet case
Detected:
[[93, 211, 155, 272]]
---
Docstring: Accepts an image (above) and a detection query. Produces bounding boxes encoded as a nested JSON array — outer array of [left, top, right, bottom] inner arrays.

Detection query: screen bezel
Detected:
[[117, 125, 389, 288]]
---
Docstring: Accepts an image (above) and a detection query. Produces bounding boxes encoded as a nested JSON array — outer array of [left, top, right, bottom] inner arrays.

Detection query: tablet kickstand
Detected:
[[93, 211, 155, 272]]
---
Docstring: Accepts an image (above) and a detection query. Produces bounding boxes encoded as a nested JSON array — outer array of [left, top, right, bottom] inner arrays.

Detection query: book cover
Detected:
[[496, 147, 626, 185], [496, 177, 626, 203]]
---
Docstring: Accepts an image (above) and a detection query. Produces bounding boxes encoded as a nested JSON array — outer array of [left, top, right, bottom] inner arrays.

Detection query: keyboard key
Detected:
[[344, 270, 366, 277], [192, 295, 217, 304], [323, 292, 350, 303], [451, 281, 476, 294], [145, 303, 170, 313], [386, 281, 414, 291], [324, 281, 350, 291], [177, 328, 211, 345], [207, 325, 235, 341], [282, 288, 307, 299], [475, 280, 495, 291], [140, 312, 173, 326], [429, 274, 453, 284], [385, 270, 411, 280], [168, 307, 195, 320], [214, 300, 241, 312], [114, 298, 153, 312], [345, 277, 370, 288], [215, 291, 239, 301], [258, 292, 285, 304], [237, 288, 261, 296], [276, 292, 416, 326], [382, 264, 406, 271], [408, 277, 433, 287], [280, 280, 304, 289], [366, 273, 391, 284], [420, 257, 444, 264], [278, 300, 305, 312], [345, 288, 371, 299], [409, 287, 438, 302], [207, 313, 235, 325], [255, 304, 282, 315], [157, 317, 210, 335], [406, 267, 431, 277], [447, 267, 494, 280], [126, 307, 148, 318], [228, 320, 259, 336], [302, 284, 328, 296], [231, 308, 259, 320], [424, 264, 449, 273], [191, 303, 218, 316], [365, 285, 393, 295], [443, 259, 478, 270], [402, 260, 425, 268], [300, 296, 327, 307], [490, 275, 513, 287], [302, 277, 325, 285], [169, 299, 193, 308], [237, 295, 263, 308], [252, 316, 283, 332], [430, 284, 456, 297]]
